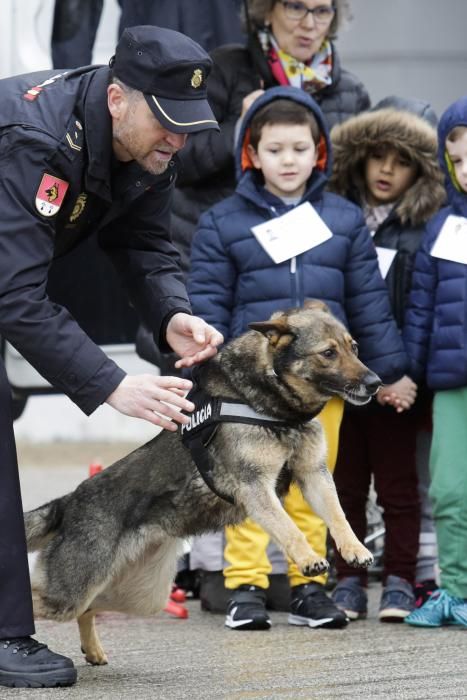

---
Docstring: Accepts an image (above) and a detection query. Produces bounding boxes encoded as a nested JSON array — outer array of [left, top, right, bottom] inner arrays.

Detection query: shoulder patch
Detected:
[[65, 119, 83, 152], [35, 173, 69, 217], [23, 72, 68, 102]]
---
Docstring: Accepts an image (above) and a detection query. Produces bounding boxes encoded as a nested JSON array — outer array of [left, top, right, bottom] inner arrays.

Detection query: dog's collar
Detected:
[[181, 383, 314, 505]]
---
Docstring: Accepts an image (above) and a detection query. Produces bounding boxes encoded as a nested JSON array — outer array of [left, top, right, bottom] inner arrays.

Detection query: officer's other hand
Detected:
[[105, 375, 195, 431], [166, 313, 223, 368]]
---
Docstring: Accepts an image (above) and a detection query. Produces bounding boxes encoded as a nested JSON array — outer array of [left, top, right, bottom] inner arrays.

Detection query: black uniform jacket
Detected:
[[0, 66, 191, 415]]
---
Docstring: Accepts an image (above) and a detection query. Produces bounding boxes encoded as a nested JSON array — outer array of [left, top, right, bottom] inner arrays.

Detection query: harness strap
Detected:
[[185, 425, 236, 504], [181, 383, 314, 505]]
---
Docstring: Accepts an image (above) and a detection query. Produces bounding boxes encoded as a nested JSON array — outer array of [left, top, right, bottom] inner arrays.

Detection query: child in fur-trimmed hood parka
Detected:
[[327, 96, 445, 623]]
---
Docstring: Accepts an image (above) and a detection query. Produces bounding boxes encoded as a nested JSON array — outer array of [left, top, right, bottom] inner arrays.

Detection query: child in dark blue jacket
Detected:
[[404, 96, 467, 627], [188, 86, 408, 631], [328, 97, 445, 622]]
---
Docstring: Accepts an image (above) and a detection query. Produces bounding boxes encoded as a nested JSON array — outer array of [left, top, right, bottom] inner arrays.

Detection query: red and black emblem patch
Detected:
[[35, 173, 69, 217]]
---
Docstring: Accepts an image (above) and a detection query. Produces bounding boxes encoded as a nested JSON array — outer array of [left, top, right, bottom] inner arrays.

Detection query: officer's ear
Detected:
[[107, 83, 128, 120]]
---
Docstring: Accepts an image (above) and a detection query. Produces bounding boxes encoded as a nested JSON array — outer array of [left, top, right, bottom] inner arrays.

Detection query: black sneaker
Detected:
[[0, 637, 77, 688], [225, 585, 271, 631], [289, 582, 349, 629]]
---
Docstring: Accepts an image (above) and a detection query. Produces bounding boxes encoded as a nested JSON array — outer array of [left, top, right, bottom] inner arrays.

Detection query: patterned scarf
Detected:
[[363, 201, 394, 235], [258, 28, 333, 94]]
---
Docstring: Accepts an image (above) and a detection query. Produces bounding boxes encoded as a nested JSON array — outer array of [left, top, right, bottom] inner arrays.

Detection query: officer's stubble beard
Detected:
[[112, 94, 177, 176]]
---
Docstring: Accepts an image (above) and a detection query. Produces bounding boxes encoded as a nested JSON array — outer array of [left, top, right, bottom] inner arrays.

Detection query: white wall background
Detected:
[[13, 394, 157, 443], [337, 0, 467, 117]]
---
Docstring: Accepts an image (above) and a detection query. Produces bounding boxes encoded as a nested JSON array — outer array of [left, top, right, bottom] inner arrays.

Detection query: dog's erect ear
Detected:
[[249, 318, 294, 347], [303, 299, 331, 314]]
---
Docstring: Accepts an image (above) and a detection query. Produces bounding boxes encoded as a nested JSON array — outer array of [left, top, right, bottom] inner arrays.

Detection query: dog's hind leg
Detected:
[[31, 586, 50, 620], [78, 610, 108, 666], [30, 556, 60, 621], [240, 483, 329, 577]]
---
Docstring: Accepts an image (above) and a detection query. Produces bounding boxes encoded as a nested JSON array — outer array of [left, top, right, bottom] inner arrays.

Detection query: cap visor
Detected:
[[144, 94, 219, 134]]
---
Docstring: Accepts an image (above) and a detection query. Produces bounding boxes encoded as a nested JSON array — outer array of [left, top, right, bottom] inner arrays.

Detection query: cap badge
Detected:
[[191, 69, 203, 89]]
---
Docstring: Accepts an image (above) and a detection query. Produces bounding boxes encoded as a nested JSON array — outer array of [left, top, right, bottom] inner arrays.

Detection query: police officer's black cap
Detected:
[[110, 25, 219, 134]]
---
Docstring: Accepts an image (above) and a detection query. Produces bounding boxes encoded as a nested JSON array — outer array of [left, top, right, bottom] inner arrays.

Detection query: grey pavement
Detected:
[[7, 441, 467, 700]]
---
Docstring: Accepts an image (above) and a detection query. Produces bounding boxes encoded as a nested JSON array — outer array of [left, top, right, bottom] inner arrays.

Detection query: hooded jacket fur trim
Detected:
[[328, 108, 445, 226]]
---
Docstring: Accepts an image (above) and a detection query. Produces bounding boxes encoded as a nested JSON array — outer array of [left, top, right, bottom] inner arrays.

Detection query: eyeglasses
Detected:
[[279, 1, 336, 24]]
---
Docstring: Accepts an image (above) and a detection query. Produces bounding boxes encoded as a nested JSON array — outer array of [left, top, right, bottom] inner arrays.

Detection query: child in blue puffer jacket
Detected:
[[188, 86, 409, 632], [404, 95, 467, 628]]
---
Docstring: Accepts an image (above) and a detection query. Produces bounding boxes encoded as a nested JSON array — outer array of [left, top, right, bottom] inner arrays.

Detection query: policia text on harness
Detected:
[[181, 377, 317, 504]]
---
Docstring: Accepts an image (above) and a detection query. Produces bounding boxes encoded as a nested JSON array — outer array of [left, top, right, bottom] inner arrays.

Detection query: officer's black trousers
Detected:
[[0, 359, 35, 638]]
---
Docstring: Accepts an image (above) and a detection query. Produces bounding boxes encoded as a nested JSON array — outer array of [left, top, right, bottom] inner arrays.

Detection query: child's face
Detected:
[[446, 130, 467, 193], [247, 123, 318, 199], [364, 147, 418, 207]]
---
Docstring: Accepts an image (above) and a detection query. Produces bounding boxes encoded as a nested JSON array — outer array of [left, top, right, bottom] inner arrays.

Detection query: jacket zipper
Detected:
[[269, 205, 301, 307], [290, 256, 301, 307]]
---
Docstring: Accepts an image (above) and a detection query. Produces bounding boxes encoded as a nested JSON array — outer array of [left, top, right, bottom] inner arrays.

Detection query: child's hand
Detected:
[[376, 375, 417, 413]]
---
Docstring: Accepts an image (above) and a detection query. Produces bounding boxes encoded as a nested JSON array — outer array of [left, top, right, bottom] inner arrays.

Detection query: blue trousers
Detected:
[[118, 0, 245, 51], [51, 0, 104, 69]]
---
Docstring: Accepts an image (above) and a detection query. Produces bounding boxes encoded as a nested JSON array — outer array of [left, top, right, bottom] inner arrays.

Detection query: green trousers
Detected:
[[430, 387, 467, 597]]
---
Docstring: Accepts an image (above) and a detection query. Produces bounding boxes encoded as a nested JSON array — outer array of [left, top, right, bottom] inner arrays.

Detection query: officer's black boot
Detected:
[[0, 637, 77, 688]]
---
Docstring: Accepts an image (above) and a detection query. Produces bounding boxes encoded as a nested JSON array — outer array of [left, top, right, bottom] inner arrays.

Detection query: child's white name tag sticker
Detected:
[[251, 202, 332, 264], [430, 215, 467, 265], [375, 246, 397, 279]]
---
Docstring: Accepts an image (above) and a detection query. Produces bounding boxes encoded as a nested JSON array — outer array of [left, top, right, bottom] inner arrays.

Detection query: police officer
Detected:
[[0, 26, 223, 688]]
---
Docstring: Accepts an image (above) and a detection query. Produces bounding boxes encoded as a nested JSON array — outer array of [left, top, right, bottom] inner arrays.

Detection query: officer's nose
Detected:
[[165, 132, 188, 150]]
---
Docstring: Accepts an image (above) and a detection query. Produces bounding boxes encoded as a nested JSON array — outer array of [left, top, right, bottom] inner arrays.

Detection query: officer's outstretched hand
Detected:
[[166, 313, 224, 369], [105, 375, 195, 431]]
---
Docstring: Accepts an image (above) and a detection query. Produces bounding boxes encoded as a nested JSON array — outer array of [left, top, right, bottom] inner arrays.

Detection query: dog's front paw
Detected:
[[339, 541, 373, 568], [299, 556, 329, 577]]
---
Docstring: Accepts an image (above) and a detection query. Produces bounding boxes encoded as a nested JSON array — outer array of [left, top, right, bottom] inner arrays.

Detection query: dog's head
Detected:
[[249, 300, 381, 408]]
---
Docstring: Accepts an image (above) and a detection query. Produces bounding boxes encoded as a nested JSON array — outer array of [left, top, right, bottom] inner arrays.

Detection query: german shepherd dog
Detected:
[[25, 301, 380, 666]]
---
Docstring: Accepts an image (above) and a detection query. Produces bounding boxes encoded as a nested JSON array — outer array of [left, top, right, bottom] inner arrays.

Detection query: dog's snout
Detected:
[[363, 372, 382, 395]]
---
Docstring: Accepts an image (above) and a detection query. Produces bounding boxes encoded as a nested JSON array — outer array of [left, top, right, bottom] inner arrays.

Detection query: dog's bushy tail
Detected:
[[24, 495, 70, 551]]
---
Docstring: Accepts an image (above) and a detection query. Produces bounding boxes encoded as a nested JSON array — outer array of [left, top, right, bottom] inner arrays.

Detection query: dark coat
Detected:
[[117, 0, 245, 52], [404, 97, 467, 389], [188, 87, 407, 384], [328, 97, 445, 328], [0, 66, 191, 414], [171, 36, 370, 276]]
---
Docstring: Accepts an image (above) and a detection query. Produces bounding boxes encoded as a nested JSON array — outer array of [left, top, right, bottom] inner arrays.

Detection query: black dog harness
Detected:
[[181, 382, 315, 505]]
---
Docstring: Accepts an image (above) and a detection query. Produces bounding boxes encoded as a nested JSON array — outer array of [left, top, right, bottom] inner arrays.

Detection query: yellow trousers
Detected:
[[224, 397, 344, 589]]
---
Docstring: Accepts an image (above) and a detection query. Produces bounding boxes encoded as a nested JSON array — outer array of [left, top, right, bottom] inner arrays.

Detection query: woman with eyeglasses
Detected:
[[165, 1, 370, 628], [239, 0, 369, 126]]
